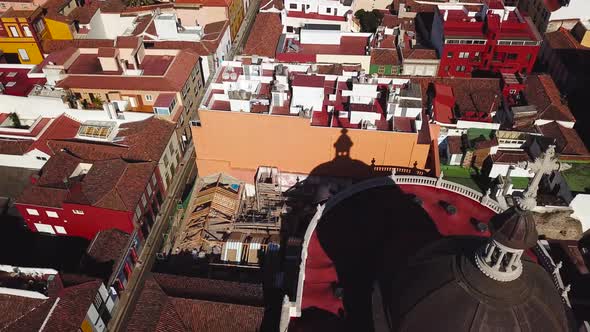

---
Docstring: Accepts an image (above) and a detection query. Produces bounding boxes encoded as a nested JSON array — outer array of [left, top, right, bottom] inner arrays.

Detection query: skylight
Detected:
[[77, 121, 117, 140]]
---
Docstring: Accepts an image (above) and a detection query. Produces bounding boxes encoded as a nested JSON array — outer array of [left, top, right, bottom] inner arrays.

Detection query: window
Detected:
[[455, 65, 466, 72], [78, 121, 116, 139], [9, 26, 19, 37], [147, 183, 153, 196], [72, 209, 85, 215], [145, 94, 153, 102], [153, 107, 171, 115], [18, 49, 29, 61], [134, 206, 141, 222], [507, 53, 518, 60], [447, 52, 453, 58], [22, 25, 32, 37], [190, 120, 201, 127], [151, 174, 157, 186], [141, 193, 147, 207], [54, 226, 67, 234], [459, 52, 469, 58], [34, 223, 55, 234], [27, 208, 39, 216], [163, 155, 169, 167], [34, 20, 45, 32], [326, 7, 331, 13], [474, 52, 480, 57], [289, 3, 297, 9], [129, 97, 138, 107], [46, 211, 59, 218]]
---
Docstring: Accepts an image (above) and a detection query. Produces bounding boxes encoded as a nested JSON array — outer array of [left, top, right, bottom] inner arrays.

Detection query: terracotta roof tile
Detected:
[[42, 39, 115, 54], [152, 273, 264, 306], [243, 13, 283, 58], [0, 139, 34, 155], [538, 121, 589, 156], [447, 135, 462, 154], [525, 74, 575, 122], [126, 274, 265, 332], [371, 48, 400, 66], [116, 36, 141, 48], [28, 115, 81, 155], [259, 0, 283, 10], [41, 280, 102, 332], [492, 151, 531, 163]]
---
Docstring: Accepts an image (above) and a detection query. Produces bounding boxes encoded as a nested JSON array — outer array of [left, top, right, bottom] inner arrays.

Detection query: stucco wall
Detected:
[[316, 54, 370, 71], [175, 6, 227, 27], [193, 110, 430, 181]]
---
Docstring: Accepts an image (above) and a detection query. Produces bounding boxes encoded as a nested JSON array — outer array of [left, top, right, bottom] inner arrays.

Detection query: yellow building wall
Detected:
[[229, 0, 243, 39], [193, 110, 431, 181], [44, 18, 74, 40], [0, 38, 43, 63]]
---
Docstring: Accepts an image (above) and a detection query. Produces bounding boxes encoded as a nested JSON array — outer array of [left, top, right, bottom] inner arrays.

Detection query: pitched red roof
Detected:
[[0, 280, 102, 332], [538, 121, 589, 156], [173, 0, 231, 6], [0, 139, 34, 155], [126, 274, 265, 332], [28, 115, 81, 155], [525, 74, 575, 123], [371, 48, 400, 66], [447, 135, 462, 154], [243, 13, 283, 58], [42, 39, 115, 54], [492, 151, 531, 163]]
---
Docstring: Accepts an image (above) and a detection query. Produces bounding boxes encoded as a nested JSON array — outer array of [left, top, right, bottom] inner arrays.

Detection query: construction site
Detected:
[[163, 167, 284, 269]]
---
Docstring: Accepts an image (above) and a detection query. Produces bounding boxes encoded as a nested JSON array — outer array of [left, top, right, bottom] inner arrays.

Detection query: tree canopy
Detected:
[[355, 9, 384, 33]]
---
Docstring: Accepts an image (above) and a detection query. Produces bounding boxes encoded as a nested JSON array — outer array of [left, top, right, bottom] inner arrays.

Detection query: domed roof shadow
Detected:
[[315, 184, 443, 331]]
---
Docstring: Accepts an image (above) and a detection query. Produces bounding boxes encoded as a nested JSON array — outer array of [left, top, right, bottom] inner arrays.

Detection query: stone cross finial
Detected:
[[515, 145, 571, 210]]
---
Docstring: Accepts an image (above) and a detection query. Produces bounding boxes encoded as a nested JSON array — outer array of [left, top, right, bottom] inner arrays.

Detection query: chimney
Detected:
[[46, 274, 64, 298], [97, 47, 120, 72]]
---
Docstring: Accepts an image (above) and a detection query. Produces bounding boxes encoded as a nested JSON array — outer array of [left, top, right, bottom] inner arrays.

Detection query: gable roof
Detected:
[[525, 74, 575, 123], [0, 280, 102, 332], [126, 274, 265, 332], [538, 121, 588, 156], [370, 48, 400, 66], [243, 13, 283, 58]]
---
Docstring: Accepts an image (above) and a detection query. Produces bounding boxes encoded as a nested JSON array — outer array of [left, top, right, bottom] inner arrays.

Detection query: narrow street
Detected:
[[106, 2, 261, 330]]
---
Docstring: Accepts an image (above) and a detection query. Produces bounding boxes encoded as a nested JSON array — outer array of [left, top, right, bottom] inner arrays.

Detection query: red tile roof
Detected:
[[0, 139, 34, 155], [243, 13, 283, 58], [84, 228, 130, 277], [447, 135, 463, 154], [0, 280, 102, 331], [126, 274, 265, 332], [173, 0, 231, 5], [259, 0, 283, 10], [538, 121, 589, 156], [55, 49, 199, 92], [525, 74, 575, 123], [292, 74, 325, 88], [42, 39, 115, 54], [492, 151, 531, 163], [26, 115, 80, 155], [370, 48, 400, 66], [116, 36, 141, 49], [18, 151, 156, 211]]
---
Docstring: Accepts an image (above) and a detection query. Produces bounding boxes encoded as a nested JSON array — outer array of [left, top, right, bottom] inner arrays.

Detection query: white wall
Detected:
[[0, 151, 48, 169], [456, 120, 500, 130], [291, 86, 324, 111], [488, 163, 533, 179], [84, 9, 108, 39], [93, 13, 136, 39], [300, 28, 341, 45]]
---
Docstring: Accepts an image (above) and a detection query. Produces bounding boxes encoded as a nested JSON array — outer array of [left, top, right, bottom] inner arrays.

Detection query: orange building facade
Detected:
[[193, 110, 433, 182]]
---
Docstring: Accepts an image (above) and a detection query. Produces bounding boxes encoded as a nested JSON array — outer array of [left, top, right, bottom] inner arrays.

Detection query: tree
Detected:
[[90, 96, 104, 109], [8, 112, 23, 128], [355, 9, 384, 33]]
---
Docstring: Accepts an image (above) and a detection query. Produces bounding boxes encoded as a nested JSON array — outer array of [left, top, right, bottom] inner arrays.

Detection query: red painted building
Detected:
[[15, 152, 162, 240], [432, 1, 542, 77], [15, 117, 179, 240]]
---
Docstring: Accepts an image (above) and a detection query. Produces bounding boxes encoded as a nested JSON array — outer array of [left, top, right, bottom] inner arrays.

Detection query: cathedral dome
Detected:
[[383, 208, 569, 332]]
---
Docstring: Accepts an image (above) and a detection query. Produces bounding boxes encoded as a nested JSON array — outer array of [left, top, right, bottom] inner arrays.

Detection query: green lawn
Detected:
[[467, 128, 493, 141], [440, 165, 483, 192], [562, 162, 590, 193], [510, 177, 530, 190], [441, 165, 473, 178]]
